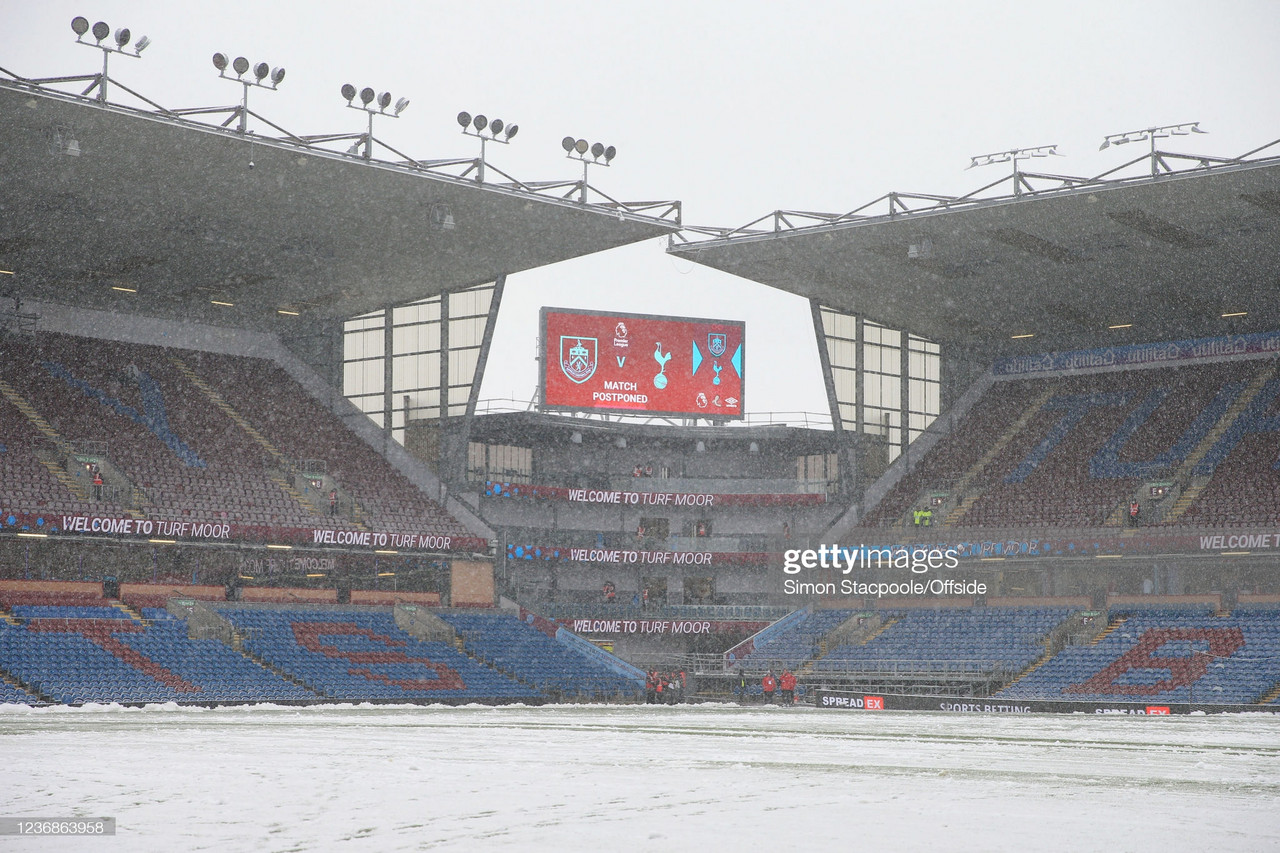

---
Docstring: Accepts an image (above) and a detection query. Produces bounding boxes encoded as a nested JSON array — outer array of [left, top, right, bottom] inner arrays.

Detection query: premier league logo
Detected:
[[560, 336, 598, 384], [708, 333, 727, 358]]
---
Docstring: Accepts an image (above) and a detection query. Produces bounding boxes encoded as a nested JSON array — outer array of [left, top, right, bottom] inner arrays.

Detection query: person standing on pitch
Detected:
[[761, 671, 777, 704], [779, 669, 797, 704]]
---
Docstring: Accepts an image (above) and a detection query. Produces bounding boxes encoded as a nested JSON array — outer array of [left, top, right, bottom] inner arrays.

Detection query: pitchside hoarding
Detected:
[[812, 690, 1280, 716], [541, 308, 745, 418]]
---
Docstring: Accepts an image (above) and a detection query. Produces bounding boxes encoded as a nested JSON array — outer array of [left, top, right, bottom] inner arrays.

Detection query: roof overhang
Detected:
[[0, 81, 678, 329], [670, 160, 1280, 360]]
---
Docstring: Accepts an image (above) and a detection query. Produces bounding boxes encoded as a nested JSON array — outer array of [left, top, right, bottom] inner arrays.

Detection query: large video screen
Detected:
[[541, 308, 745, 418]]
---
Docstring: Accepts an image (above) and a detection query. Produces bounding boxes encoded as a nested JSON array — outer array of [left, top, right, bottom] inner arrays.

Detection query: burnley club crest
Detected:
[[560, 336, 598, 384], [708, 333, 728, 358]]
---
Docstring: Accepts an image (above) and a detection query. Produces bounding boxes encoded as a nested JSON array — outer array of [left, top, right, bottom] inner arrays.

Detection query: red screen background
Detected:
[[541, 309, 745, 418]]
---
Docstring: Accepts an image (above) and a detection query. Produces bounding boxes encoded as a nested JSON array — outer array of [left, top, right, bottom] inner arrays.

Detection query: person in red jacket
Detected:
[[779, 669, 797, 704], [761, 671, 777, 704]]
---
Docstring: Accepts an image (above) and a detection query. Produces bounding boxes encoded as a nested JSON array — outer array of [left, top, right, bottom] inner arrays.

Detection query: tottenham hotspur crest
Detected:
[[559, 336, 598, 384]]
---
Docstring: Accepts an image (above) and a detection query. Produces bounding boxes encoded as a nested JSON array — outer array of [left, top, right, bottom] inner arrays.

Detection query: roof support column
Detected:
[[810, 299, 843, 438], [382, 305, 395, 441], [444, 273, 507, 484], [900, 333, 911, 469]]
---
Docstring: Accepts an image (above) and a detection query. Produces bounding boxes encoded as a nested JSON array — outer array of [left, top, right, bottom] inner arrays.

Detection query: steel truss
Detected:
[[671, 138, 1280, 246]]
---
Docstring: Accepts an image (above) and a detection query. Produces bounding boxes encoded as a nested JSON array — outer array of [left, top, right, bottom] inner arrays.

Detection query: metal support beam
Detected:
[[900, 335, 911, 468], [810, 299, 843, 438], [438, 288, 450, 472], [854, 316, 865, 441], [382, 306, 394, 439], [449, 275, 507, 484]]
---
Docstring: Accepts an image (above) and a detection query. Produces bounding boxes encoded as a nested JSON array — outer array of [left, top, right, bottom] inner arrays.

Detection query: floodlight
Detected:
[[575, 138, 588, 154], [473, 114, 488, 132], [134, 35, 150, 53], [71, 16, 90, 36], [114, 27, 130, 48], [341, 83, 356, 102], [233, 56, 249, 75], [1099, 122, 1208, 175], [489, 118, 504, 135], [591, 142, 604, 159], [359, 87, 375, 105], [394, 97, 409, 115], [505, 124, 518, 140], [92, 21, 109, 41], [271, 66, 285, 85], [213, 52, 229, 71], [562, 136, 575, 152], [253, 62, 269, 81], [378, 91, 391, 110], [458, 111, 472, 128], [604, 145, 616, 161]]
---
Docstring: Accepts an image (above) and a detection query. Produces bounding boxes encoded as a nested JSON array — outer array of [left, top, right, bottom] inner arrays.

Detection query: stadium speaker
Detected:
[[102, 576, 120, 598]]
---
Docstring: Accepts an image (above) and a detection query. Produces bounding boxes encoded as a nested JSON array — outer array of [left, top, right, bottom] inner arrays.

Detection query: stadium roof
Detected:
[[669, 144, 1280, 361], [0, 80, 679, 330]]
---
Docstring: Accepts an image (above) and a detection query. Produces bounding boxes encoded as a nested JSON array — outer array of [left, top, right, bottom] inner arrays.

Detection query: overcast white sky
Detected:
[[7, 1, 1280, 414]]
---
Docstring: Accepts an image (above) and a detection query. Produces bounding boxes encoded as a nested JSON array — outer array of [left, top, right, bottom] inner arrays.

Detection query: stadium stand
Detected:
[[0, 614, 313, 704], [438, 610, 644, 700], [220, 608, 541, 702], [998, 605, 1280, 705], [733, 609, 855, 669], [0, 676, 38, 705], [0, 333, 468, 537], [0, 406, 113, 519], [860, 359, 1277, 529], [815, 607, 1069, 675], [0, 581, 654, 705], [183, 351, 470, 538]]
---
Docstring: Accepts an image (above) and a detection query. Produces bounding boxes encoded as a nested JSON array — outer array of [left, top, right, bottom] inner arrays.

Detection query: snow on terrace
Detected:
[[1, 703, 1278, 851]]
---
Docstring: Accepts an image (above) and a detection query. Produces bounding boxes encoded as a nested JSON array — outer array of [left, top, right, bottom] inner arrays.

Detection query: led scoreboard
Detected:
[[540, 308, 745, 419]]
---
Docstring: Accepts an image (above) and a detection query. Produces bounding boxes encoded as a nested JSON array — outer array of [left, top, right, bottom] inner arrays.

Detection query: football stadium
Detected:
[[3, 8, 1280, 851]]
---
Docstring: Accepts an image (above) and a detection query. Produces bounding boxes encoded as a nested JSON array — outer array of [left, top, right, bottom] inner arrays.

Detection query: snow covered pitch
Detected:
[[2, 702, 1278, 850]]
